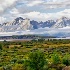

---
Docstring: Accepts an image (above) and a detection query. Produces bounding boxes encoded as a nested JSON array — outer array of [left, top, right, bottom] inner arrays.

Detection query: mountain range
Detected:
[[0, 16, 70, 32], [0, 16, 70, 37]]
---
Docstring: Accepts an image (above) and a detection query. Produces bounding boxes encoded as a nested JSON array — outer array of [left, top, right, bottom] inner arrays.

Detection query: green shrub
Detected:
[[3, 65, 12, 70], [17, 59, 24, 64], [11, 58, 17, 64], [12, 64, 23, 70], [52, 53, 60, 65], [0, 44, 2, 50], [62, 54, 70, 66], [28, 50, 47, 70]]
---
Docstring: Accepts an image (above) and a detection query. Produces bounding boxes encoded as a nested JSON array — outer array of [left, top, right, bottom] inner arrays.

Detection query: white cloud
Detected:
[[0, 0, 18, 13], [43, 0, 70, 9], [0, 17, 6, 24], [27, 0, 44, 6], [21, 0, 70, 9], [0, 27, 70, 37], [0, 0, 70, 15], [21, 9, 70, 21], [10, 8, 19, 15], [56, 9, 70, 18], [1, 8, 70, 24], [1, 9, 70, 23], [23, 11, 52, 21]]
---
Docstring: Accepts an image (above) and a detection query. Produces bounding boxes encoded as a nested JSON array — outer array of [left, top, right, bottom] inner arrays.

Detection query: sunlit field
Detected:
[[0, 39, 70, 70]]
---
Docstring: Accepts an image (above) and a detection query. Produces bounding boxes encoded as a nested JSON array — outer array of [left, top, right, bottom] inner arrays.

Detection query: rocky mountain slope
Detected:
[[0, 16, 70, 32], [52, 17, 70, 28], [0, 17, 33, 32]]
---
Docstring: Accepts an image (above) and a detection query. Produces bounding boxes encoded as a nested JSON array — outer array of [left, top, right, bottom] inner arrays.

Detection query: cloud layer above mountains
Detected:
[[0, 0, 70, 23], [0, 27, 70, 37]]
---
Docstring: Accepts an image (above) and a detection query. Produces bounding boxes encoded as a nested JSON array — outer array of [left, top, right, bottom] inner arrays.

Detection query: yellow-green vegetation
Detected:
[[0, 39, 70, 70]]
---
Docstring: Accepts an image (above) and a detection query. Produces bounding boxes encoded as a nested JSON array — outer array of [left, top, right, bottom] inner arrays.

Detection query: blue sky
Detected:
[[0, 0, 70, 23]]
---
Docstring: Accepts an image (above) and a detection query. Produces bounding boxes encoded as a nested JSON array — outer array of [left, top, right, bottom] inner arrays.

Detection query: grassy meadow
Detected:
[[0, 39, 70, 70]]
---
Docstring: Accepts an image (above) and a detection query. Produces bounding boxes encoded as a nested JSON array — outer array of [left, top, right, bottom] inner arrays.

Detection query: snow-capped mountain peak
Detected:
[[0, 17, 33, 32], [52, 16, 70, 28], [0, 16, 70, 32]]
